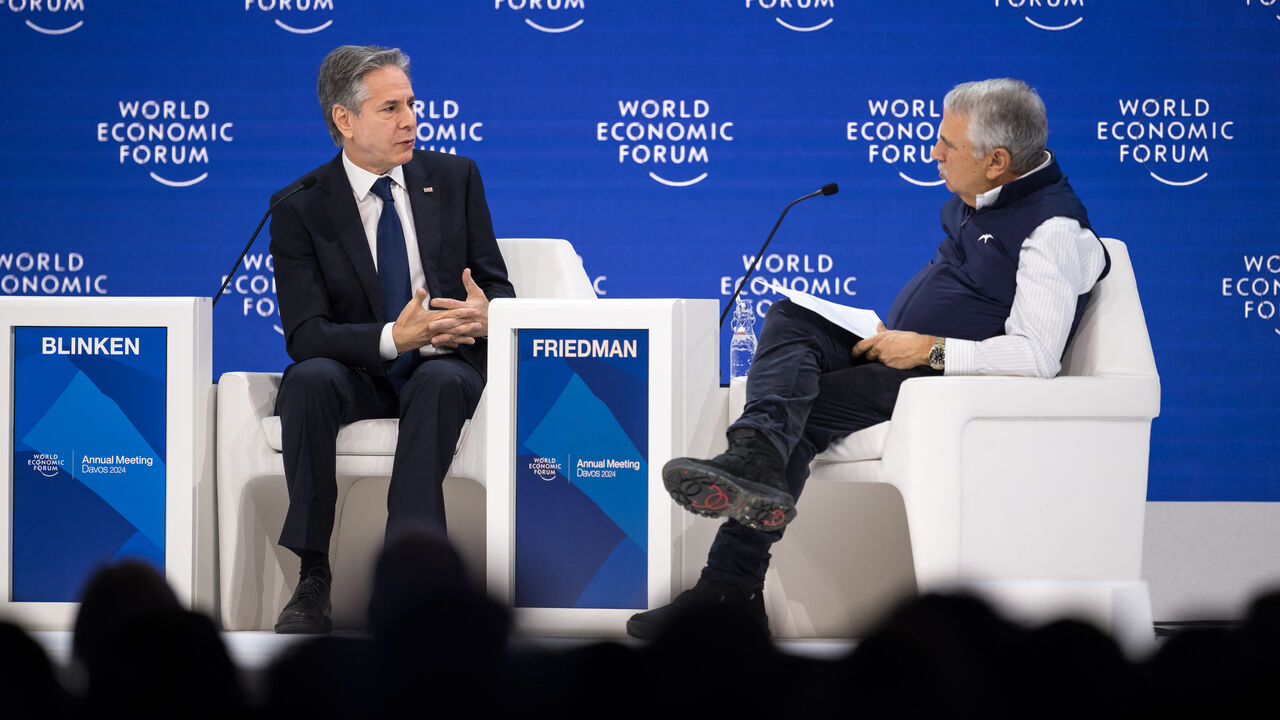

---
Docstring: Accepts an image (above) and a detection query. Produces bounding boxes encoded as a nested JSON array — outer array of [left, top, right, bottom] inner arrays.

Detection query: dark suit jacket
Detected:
[[268, 149, 515, 376]]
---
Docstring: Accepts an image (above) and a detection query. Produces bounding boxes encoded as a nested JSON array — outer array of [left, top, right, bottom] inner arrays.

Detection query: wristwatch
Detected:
[[928, 336, 946, 371]]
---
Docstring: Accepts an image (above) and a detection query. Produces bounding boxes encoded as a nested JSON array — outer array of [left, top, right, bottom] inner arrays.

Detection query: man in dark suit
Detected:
[[267, 45, 514, 633]]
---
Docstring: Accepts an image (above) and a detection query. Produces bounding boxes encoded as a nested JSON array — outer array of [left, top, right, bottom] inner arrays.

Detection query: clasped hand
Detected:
[[392, 268, 489, 352], [851, 322, 935, 370]]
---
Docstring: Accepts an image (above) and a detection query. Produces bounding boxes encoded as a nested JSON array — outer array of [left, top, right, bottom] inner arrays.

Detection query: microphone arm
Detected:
[[213, 176, 316, 307], [719, 182, 839, 327]]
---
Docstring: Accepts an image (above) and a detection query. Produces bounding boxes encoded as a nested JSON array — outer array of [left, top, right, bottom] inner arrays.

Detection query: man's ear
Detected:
[[986, 147, 1013, 179], [332, 105, 354, 141]]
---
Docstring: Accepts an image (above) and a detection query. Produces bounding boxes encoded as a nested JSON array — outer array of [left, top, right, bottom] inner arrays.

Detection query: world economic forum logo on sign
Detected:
[[1096, 96, 1233, 187], [993, 0, 1083, 32], [96, 99, 235, 188], [529, 456, 563, 481], [845, 96, 944, 187], [1, 251, 108, 296], [720, 252, 860, 320], [27, 453, 64, 478], [214, 252, 283, 334], [2, 0, 85, 35], [1222, 254, 1280, 336], [495, 0, 585, 34], [597, 99, 735, 187], [244, 0, 333, 34], [744, 0, 835, 33]]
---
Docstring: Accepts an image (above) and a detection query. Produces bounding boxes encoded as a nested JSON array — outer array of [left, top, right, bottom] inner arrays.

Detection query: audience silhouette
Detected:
[[1, 620, 71, 719], [72, 560, 248, 718], [5, 547, 1279, 717]]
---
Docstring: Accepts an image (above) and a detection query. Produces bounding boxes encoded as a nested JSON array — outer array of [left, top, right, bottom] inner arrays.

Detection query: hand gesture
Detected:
[[425, 268, 490, 348]]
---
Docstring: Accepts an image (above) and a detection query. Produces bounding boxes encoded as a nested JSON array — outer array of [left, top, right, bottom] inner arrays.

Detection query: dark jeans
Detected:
[[702, 299, 938, 590], [275, 351, 486, 555]]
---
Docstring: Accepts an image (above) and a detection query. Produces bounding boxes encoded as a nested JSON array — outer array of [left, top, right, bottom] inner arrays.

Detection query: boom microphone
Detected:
[[719, 182, 839, 327], [213, 175, 317, 307]]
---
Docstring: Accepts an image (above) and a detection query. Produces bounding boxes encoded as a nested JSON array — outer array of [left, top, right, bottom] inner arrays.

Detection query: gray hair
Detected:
[[944, 78, 1048, 175], [317, 45, 411, 146]]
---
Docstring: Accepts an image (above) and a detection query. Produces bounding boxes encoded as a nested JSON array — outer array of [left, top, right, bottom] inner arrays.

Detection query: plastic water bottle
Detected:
[[729, 299, 757, 380]]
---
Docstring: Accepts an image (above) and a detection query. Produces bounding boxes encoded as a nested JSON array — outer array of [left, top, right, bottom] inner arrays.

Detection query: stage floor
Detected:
[[31, 630, 860, 673]]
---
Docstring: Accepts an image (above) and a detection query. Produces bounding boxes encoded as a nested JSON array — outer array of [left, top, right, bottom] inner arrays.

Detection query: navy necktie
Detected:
[[371, 176, 411, 321], [370, 176, 416, 390]]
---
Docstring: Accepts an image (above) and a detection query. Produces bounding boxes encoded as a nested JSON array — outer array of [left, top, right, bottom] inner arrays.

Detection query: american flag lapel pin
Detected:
[[423, 186, 434, 193]]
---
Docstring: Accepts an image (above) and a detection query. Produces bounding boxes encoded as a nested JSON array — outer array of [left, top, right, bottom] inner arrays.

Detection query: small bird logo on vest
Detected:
[[978, 233, 994, 244]]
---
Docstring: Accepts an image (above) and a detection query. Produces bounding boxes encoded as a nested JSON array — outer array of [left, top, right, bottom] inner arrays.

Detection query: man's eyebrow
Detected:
[[938, 132, 957, 149]]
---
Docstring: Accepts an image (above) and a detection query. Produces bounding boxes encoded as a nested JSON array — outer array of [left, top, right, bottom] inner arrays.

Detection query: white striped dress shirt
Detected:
[[943, 155, 1106, 378]]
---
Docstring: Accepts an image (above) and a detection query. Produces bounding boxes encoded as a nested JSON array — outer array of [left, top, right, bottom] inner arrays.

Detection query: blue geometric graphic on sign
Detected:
[[564, 355, 650, 463], [515, 329, 649, 609], [11, 327, 167, 602], [515, 357, 575, 441], [11, 354, 79, 438], [22, 371, 165, 549], [525, 374, 646, 547], [575, 536, 647, 610], [112, 531, 165, 566], [67, 353, 168, 461], [11, 453, 143, 603], [512, 457, 631, 609]]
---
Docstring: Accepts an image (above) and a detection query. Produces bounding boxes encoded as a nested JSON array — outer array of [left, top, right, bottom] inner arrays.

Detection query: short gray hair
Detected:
[[944, 78, 1048, 175], [317, 45, 411, 147]]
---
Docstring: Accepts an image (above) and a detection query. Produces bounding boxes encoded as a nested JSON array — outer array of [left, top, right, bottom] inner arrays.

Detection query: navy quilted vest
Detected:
[[885, 153, 1108, 342]]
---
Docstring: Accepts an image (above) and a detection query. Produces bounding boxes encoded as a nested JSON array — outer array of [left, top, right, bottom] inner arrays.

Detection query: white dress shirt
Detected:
[[943, 153, 1107, 378], [340, 151, 449, 359]]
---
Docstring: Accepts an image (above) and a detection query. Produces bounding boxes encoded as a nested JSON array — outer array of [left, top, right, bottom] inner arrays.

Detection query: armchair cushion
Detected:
[[812, 420, 890, 463], [261, 416, 469, 457]]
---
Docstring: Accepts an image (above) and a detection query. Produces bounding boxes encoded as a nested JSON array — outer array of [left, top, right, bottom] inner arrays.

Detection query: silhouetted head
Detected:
[[72, 560, 179, 668]]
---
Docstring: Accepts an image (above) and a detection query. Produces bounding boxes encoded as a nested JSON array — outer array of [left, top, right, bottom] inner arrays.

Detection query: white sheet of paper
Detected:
[[770, 282, 882, 339]]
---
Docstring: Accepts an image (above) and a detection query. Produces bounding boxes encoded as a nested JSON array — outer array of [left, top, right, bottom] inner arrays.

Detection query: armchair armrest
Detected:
[[217, 371, 281, 424], [215, 372, 285, 540], [889, 374, 1161, 426], [874, 374, 1160, 586]]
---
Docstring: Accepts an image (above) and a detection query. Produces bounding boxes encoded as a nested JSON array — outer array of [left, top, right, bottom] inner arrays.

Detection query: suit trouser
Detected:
[[702, 299, 939, 590], [275, 350, 486, 555]]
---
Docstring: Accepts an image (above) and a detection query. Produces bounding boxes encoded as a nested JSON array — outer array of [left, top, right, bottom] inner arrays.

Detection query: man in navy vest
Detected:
[[628, 78, 1109, 639]]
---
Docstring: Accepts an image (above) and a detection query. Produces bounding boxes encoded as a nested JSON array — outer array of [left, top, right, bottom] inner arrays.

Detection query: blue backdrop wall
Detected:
[[2, 1, 1277, 502]]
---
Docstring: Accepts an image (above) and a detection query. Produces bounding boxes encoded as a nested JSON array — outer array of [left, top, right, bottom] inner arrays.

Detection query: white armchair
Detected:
[[734, 238, 1161, 653], [215, 238, 595, 631]]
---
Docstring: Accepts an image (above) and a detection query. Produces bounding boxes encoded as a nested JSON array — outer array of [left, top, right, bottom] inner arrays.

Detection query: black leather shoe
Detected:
[[662, 428, 796, 530], [274, 568, 333, 634], [626, 578, 767, 641]]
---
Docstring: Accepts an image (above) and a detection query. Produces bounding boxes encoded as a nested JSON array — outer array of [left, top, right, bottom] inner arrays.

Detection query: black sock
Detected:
[[298, 550, 330, 581]]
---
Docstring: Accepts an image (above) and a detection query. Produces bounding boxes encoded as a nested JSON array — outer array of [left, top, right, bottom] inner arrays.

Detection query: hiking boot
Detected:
[[626, 577, 767, 641], [662, 428, 796, 530]]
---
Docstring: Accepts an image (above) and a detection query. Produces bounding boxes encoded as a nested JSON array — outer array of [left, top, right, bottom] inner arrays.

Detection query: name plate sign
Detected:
[[11, 326, 167, 602], [514, 329, 649, 609]]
